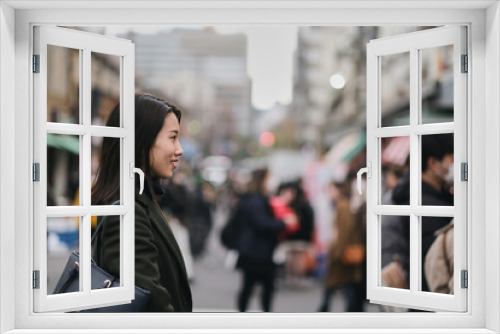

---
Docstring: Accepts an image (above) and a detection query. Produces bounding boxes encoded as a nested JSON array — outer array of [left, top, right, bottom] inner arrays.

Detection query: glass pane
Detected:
[[91, 136, 121, 204], [421, 216, 454, 294], [380, 215, 410, 291], [91, 215, 121, 291], [91, 52, 121, 127], [47, 45, 80, 124], [381, 137, 410, 205], [48, 216, 81, 294], [420, 134, 454, 206], [47, 134, 80, 206], [421, 45, 454, 124], [380, 52, 410, 127]]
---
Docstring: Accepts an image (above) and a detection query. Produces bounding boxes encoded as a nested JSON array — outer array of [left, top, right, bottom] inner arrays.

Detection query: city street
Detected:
[[190, 208, 381, 313], [47, 206, 381, 313]]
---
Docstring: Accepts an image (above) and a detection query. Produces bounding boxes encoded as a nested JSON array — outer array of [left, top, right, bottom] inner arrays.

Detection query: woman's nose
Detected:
[[176, 143, 184, 157]]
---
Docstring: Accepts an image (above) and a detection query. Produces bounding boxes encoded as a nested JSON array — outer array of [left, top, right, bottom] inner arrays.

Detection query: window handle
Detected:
[[357, 162, 371, 195], [130, 162, 145, 195]]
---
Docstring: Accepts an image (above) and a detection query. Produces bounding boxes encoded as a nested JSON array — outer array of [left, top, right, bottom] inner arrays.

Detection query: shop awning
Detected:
[[381, 136, 410, 166], [325, 130, 366, 181]]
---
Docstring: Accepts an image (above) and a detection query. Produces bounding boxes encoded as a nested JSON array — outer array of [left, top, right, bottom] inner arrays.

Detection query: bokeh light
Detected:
[[330, 73, 346, 89], [187, 119, 202, 135], [259, 132, 275, 147]]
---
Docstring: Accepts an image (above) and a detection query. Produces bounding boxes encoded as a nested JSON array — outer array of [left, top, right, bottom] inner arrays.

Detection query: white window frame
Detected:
[[0, 1, 499, 333], [33, 26, 136, 313], [365, 26, 467, 312]]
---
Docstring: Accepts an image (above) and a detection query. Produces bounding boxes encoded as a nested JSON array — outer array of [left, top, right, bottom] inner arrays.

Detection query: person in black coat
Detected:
[[390, 134, 454, 292], [92, 94, 192, 312], [236, 168, 296, 312]]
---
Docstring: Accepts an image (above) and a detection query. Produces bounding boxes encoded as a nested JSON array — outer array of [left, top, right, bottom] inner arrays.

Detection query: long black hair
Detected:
[[92, 94, 182, 205]]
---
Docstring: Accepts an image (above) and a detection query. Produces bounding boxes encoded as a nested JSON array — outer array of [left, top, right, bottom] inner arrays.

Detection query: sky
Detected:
[[215, 27, 297, 110], [102, 26, 297, 110]]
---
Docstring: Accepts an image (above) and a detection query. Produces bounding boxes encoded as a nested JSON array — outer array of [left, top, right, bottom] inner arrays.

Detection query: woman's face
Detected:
[[150, 112, 183, 179]]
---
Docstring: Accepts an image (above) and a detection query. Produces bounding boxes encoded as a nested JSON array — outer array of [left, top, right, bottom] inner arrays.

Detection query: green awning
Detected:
[[342, 131, 366, 163], [47, 134, 79, 154]]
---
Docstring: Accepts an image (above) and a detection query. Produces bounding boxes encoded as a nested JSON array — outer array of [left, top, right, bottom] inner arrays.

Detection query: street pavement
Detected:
[[190, 208, 381, 313], [47, 206, 381, 313]]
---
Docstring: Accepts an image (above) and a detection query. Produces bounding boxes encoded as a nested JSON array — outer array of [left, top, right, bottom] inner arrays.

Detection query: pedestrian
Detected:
[[318, 179, 365, 312], [91, 94, 192, 312], [188, 181, 215, 258], [425, 219, 454, 294], [380, 163, 410, 312], [391, 134, 454, 293], [236, 168, 297, 312], [277, 180, 316, 288]]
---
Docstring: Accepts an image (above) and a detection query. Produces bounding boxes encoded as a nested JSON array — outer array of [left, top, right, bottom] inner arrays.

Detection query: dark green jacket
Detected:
[[95, 194, 193, 312]]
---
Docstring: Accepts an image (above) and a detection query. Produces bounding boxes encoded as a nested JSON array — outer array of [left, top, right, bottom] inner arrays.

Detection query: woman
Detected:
[[236, 168, 296, 312], [318, 180, 364, 312], [278, 180, 315, 287], [91, 94, 192, 312]]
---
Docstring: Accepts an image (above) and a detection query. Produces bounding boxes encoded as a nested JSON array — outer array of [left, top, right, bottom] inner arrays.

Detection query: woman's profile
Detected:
[[91, 94, 192, 312]]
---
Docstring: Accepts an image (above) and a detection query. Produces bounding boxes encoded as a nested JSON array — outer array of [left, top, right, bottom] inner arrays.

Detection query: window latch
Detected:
[[357, 161, 371, 195], [130, 162, 144, 195]]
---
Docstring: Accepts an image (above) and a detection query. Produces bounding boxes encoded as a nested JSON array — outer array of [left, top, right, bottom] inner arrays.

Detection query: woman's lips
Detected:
[[171, 163, 177, 169]]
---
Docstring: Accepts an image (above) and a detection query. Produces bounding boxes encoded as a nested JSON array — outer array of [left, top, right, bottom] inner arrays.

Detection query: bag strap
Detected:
[[92, 199, 121, 262]]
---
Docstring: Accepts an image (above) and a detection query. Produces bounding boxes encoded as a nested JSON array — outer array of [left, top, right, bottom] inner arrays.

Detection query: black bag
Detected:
[[220, 203, 242, 250], [52, 201, 151, 312]]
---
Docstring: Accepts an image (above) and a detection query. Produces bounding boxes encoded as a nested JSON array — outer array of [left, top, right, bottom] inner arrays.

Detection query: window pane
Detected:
[[47, 45, 80, 124], [48, 216, 81, 294], [380, 215, 410, 291], [421, 45, 454, 124], [420, 134, 454, 206], [47, 134, 80, 206], [91, 137, 121, 204], [91, 52, 121, 127], [421, 216, 454, 294], [380, 52, 410, 127], [381, 137, 410, 205], [91, 215, 121, 291]]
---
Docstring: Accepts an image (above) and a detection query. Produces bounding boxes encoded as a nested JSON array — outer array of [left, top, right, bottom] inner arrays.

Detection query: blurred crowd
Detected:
[[47, 132, 455, 313]]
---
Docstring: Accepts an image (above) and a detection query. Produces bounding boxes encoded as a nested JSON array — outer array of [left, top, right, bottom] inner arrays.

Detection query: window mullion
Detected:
[[373, 205, 411, 215], [412, 123, 454, 135], [81, 47, 92, 294], [122, 48, 135, 296], [372, 125, 411, 138], [409, 47, 420, 294]]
